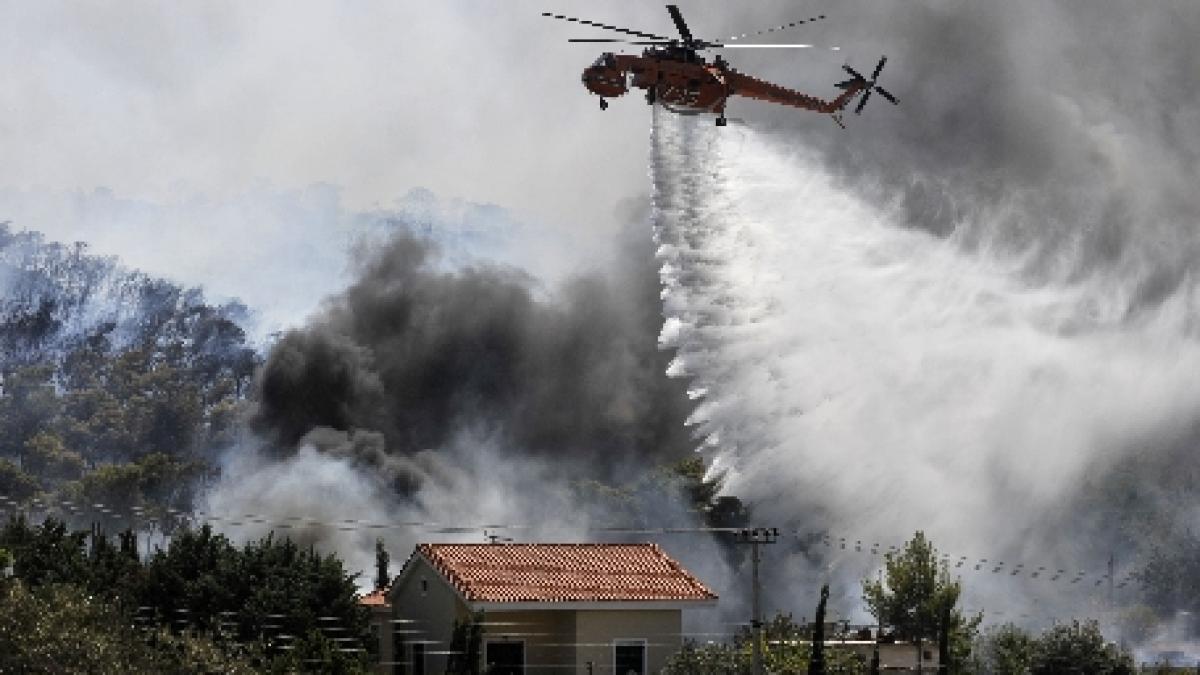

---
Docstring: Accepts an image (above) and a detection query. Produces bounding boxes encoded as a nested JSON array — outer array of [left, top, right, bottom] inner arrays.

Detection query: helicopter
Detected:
[[543, 5, 898, 127]]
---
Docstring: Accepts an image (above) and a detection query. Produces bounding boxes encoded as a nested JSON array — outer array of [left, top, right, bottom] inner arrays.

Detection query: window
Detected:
[[485, 640, 525, 675], [420, 578, 428, 595], [614, 639, 647, 675]]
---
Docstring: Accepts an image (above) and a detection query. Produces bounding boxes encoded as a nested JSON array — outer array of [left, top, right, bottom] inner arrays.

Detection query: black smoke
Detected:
[[251, 216, 693, 480]]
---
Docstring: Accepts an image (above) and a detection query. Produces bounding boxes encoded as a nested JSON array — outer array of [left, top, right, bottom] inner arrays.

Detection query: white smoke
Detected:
[[198, 430, 737, 626], [650, 106, 1200, 624]]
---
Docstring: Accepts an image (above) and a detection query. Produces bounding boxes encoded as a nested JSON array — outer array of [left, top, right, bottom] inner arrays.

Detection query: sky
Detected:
[[0, 2, 765, 330], [3, 0, 1200, 632], [0, 3, 658, 243]]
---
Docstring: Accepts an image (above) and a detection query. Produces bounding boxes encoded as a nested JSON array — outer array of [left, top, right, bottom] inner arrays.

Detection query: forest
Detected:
[[2, 223, 1200, 672]]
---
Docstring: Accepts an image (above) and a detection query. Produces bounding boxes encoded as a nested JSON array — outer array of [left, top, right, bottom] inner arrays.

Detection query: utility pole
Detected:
[[738, 527, 779, 675]]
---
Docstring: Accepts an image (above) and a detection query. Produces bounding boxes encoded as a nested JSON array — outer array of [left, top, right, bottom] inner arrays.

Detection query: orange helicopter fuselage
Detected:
[[582, 49, 866, 118]]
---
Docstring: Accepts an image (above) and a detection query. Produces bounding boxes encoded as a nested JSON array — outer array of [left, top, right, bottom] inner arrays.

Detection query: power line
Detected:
[[0, 491, 1147, 593]]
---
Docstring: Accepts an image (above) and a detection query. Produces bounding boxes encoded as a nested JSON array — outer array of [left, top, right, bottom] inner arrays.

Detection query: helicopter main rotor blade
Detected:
[[871, 56, 888, 80], [567, 38, 672, 45], [666, 5, 695, 43], [541, 12, 671, 41], [725, 14, 827, 42], [855, 90, 872, 115], [842, 64, 867, 81], [874, 86, 899, 105], [834, 78, 858, 90], [719, 44, 838, 49]]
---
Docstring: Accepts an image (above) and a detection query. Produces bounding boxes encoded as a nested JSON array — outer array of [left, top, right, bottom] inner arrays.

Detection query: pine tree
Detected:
[[375, 538, 390, 591], [808, 583, 829, 675]]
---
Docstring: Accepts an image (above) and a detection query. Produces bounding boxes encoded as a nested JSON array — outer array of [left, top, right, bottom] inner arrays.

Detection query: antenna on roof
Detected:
[[485, 530, 514, 544]]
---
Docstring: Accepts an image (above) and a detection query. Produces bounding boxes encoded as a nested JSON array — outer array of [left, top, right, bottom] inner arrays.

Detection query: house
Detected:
[[771, 632, 941, 673], [836, 638, 940, 672], [387, 542, 717, 674], [360, 586, 395, 674]]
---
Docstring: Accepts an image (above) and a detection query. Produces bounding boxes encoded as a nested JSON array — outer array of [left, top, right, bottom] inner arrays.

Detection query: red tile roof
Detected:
[[359, 587, 391, 607], [416, 543, 717, 603]]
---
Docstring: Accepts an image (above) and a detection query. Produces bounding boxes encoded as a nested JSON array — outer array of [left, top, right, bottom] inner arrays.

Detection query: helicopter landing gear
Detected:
[[599, 98, 608, 111]]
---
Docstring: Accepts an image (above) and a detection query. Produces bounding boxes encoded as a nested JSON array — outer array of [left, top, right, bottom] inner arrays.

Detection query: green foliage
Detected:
[[22, 431, 85, 484], [664, 612, 866, 675], [1028, 620, 1133, 675], [1, 516, 371, 671], [0, 580, 260, 673], [0, 309, 255, 518], [0, 546, 12, 575], [447, 611, 484, 675], [970, 620, 1133, 675], [57, 452, 206, 516], [0, 515, 88, 586], [861, 531, 980, 672], [0, 363, 60, 460], [971, 623, 1036, 675], [133, 524, 371, 669], [664, 639, 748, 674], [86, 527, 144, 608], [0, 458, 39, 501], [271, 628, 369, 674]]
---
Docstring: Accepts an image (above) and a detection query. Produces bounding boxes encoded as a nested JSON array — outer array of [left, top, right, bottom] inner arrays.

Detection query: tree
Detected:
[[272, 628, 368, 675], [0, 363, 60, 461], [1029, 620, 1132, 675], [0, 459, 39, 502], [0, 516, 88, 586], [971, 623, 1035, 675], [447, 611, 484, 675], [375, 537, 390, 591], [86, 527, 144, 609], [22, 431, 84, 484], [809, 583, 829, 675], [137, 523, 241, 633], [0, 580, 260, 673], [862, 531, 979, 673]]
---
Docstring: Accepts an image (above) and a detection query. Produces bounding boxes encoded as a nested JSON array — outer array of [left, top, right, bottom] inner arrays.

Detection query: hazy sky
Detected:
[[0, 2, 854, 325], [0, 2, 673, 233]]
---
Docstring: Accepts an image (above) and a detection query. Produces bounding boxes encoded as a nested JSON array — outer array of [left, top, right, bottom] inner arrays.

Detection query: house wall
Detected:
[[838, 640, 940, 671], [391, 557, 468, 674], [574, 610, 682, 674], [479, 610, 577, 674], [365, 603, 394, 675]]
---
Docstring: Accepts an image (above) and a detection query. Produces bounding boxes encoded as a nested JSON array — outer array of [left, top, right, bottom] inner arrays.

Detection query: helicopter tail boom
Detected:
[[725, 70, 862, 115]]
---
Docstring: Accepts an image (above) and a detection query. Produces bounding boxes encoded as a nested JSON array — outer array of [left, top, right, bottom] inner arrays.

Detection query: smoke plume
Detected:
[[251, 224, 691, 478]]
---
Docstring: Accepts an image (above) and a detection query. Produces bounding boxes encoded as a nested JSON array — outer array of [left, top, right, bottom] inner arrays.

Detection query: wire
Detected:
[[0, 491, 1144, 594]]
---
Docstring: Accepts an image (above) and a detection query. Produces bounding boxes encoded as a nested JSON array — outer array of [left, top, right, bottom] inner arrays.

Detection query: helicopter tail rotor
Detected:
[[841, 56, 899, 115]]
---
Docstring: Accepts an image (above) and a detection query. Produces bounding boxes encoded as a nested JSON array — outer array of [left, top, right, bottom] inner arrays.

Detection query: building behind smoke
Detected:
[[384, 542, 717, 674]]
